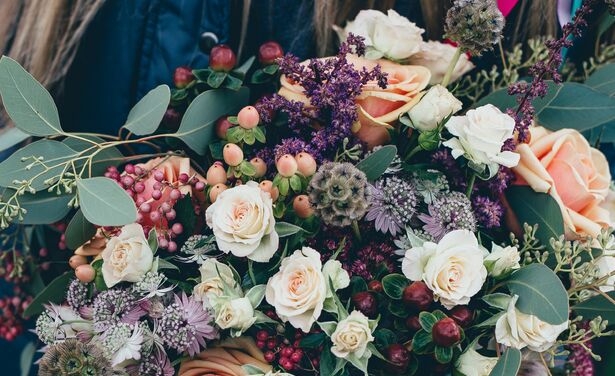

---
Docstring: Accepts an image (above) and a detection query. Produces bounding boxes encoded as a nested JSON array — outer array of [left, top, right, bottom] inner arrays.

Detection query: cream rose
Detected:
[[206, 181, 279, 263], [406, 85, 462, 131], [513, 126, 611, 238], [330, 310, 374, 359], [484, 244, 520, 279], [409, 41, 475, 84], [215, 297, 257, 333], [495, 295, 568, 352], [193, 259, 241, 307], [265, 247, 327, 332], [334, 9, 424, 61], [455, 347, 498, 376], [402, 230, 487, 309], [444, 104, 520, 177], [101, 223, 154, 287]]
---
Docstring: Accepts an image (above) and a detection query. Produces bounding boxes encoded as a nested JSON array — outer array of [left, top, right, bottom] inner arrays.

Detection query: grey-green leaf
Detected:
[[489, 348, 521, 376], [77, 177, 137, 226], [63, 135, 123, 177], [123, 84, 170, 135], [505, 263, 569, 324], [275, 221, 303, 237], [174, 88, 249, 154], [356, 145, 397, 181], [0, 127, 29, 152], [65, 209, 97, 250], [23, 272, 73, 317], [572, 291, 615, 322], [1, 188, 72, 224], [0, 56, 63, 136], [586, 63, 615, 97]]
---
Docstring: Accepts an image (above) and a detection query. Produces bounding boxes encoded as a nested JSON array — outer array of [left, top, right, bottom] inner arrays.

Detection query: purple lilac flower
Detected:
[[485, 166, 514, 195], [473, 195, 504, 229], [419, 191, 476, 241], [92, 289, 146, 332], [366, 176, 418, 236], [159, 293, 217, 356]]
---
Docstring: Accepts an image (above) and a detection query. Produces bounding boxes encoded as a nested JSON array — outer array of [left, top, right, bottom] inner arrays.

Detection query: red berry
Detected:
[[215, 116, 233, 139], [351, 291, 378, 318], [449, 306, 474, 328], [432, 318, 461, 347], [280, 357, 293, 370], [405, 316, 421, 332], [257, 330, 269, 341], [281, 347, 294, 358], [402, 281, 433, 311], [385, 344, 410, 374], [258, 41, 284, 65], [256, 340, 266, 349], [173, 66, 194, 88], [209, 44, 236, 72], [266, 339, 276, 349], [264, 351, 275, 363], [178, 173, 190, 183], [368, 280, 383, 293], [291, 350, 303, 363]]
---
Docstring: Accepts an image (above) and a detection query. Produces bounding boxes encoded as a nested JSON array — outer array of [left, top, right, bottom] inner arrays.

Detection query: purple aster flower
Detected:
[[473, 195, 504, 229], [137, 349, 175, 376], [159, 292, 217, 356], [366, 176, 418, 236], [92, 289, 146, 332], [419, 191, 476, 241]]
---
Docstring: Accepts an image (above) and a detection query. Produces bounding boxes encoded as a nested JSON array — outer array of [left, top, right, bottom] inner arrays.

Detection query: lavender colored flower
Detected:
[[567, 321, 594, 376], [473, 195, 504, 229], [92, 288, 145, 332], [274, 137, 314, 160], [138, 349, 175, 376], [66, 279, 89, 311], [159, 292, 217, 356], [366, 176, 418, 236], [419, 191, 476, 241]]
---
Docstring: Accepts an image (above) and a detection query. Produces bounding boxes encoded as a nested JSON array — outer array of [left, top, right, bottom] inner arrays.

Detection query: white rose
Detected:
[[206, 181, 279, 263], [444, 104, 520, 177], [455, 347, 498, 376], [495, 295, 569, 352], [322, 259, 350, 297], [193, 259, 241, 307], [266, 247, 326, 332], [407, 85, 462, 131], [331, 310, 374, 359], [484, 244, 521, 278], [409, 41, 475, 84], [402, 230, 487, 309], [101, 223, 154, 287], [595, 253, 615, 292], [215, 297, 256, 332], [334, 9, 424, 60]]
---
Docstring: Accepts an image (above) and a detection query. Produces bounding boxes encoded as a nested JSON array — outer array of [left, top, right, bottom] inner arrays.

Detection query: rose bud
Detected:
[[449, 306, 474, 328], [258, 41, 284, 65], [209, 183, 227, 203], [250, 157, 267, 178], [295, 152, 317, 177], [293, 195, 313, 218], [385, 344, 410, 374], [207, 162, 227, 185], [237, 106, 260, 129], [173, 66, 194, 88], [223, 143, 244, 166], [368, 280, 383, 293], [215, 116, 234, 139], [69, 255, 88, 269], [75, 264, 95, 283], [259, 180, 279, 201], [276, 154, 298, 177], [405, 316, 421, 332], [432, 318, 461, 347], [402, 281, 433, 311], [209, 44, 236, 72], [351, 291, 377, 318]]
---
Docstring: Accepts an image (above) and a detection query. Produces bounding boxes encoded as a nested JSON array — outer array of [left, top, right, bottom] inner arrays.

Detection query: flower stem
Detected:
[[248, 259, 256, 286], [351, 220, 362, 242], [441, 47, 462, 87], [465, 172, 476, 198], [403, 145, 422, 162]]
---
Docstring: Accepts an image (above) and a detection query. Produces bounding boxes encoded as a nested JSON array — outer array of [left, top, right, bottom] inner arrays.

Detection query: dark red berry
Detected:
[[449, 306, 474, 328], [266, 339, 276, 349], [291, 350, 303, 363], [162, 108, 181, 128], [281, 347, 294, 358], [209, 44, 236, 72], [258, 41, 284, 65], [405, 316, 421, 332], [402, 281, 433, 311], [264, 351, 275, 363], [368, 280, 384, 293], [432, 318, 461, 347], [215, 116, 234, 139], [385, 344, 410, 374], [256, 330, 269, 341], [173, 66, 194, 88], [351, 291, 378, 318]]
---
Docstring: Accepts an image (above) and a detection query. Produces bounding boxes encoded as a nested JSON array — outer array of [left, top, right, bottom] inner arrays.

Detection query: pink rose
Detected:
[[512, 127, 611, 238]]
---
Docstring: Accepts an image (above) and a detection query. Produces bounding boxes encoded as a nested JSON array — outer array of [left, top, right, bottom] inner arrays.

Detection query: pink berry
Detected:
[[154, 171, 165, 182], [195, 181, 205, 191], [259, 180, 279, 201], [179, 173, 190, 184], [160, 202, 172, 213], [295, 152, 317, 177], [167, 241, 178, 252], [150, 211, 161, 222], [140, 203, 152, 213], [124, 164, 135, 174], [165, 209, 177, 221], [276, 154, 297, 177], [293, 195, 313, 218], [134, 166, 144, 175], [257, 340, 266, 349], [206, 164, 227, 185], [121, 176, 134, 187], [209, 184, 227, 203], [171, 223, 183, 235], [223, 143, 244, 166], [38, 248, 48, 257], [257, 330, 269, 341], [75, 265, 95, 283], [170, 189, 181, 200], [237, 106, 260, 129], [151, 190, 162, 200], [158, 237, 169, 249], [215, 116, 234, 139], [250, 157, 267, 178]]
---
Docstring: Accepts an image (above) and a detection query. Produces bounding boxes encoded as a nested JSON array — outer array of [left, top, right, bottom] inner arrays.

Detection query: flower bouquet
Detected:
[[1, 1, 615, 375]]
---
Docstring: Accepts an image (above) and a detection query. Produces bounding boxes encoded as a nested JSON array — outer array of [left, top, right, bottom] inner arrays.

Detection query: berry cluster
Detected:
[[0, 286, 32, 341]]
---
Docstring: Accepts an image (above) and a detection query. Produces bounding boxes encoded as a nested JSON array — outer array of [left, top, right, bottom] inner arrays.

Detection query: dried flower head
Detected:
[[445, 0, 505, 55], [366, 176, 418, 236], [307, 162, 371, 227], [38, 339, 112, 376], [419, 191, 476, 241]]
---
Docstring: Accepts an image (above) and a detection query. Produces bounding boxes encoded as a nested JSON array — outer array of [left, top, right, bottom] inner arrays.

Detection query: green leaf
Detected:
[[92, 259, 107, 291], [148, 228, 158, 254], [192, 68, 212, 81], [0, 139, 76, 191], [572, 291, 615, 322], [174, 88, 249, 155], [63, 136, 123, 177], [473, 312, 504, 328], [586, 64, 615, 97], [158, 258, 179, 272], [412, 329, 433, 354], [300, 332, 326, 348], [19, 341, 36, 376], [0, 56, 63, 136], [253, 126, 266, 143], [419, 311, 438, 332], [77, 177, 137, 226], [65, 209, 96, 250], [207, 72, 228, 88], [318, 321, 338, 337], [489, 348, 522, 376], [505, 185, 564, 250], [246, 284, 266, 308], [275, 221, 303, 237], [123, 84, 170, 135], [263, 64, 279, 75], [1, 188, 72, 224], [388, 300, 412, 318], [482, 293, 512, 310], [320, 343, 337, 375], [505, 263, 569, 324], [374, 328, 397, 347], [0, 127, 29, 152], [356, 145, 397, 181], [289, 174, 302, 192], [227, 126, 244, 143], [23, 272, 73, 317], [434, 346, 453, 364], [382, 273, 409, 300], [278, 178, 289, 196], [243, 129, 256, 144], [232, 56, 255, 79], [223, 75, 243, 91], [350, 276, 368, 295]]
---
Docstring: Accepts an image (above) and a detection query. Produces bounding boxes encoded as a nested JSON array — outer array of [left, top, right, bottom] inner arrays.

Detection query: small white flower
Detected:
[[101, 223, 154, 288], [455, 346, 498, 376], [495, 295, 568, 352], [407, 85, 462, 131], [193, 258, 242, 307], [484, 244, 521, 278], [331, 311, 375, 359], [443, 104, 520, 178], [409, 40, 474, 84], [111, 323, 144, 367], [215, 297, 257, 333]]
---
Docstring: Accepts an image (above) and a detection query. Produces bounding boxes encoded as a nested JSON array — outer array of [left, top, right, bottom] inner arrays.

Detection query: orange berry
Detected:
[[209, 183, 227, 203], [250, 157, 267, 178], [293, 195, 313, 218], [223, 143, 244, 166], [75, 264, 95, 283], [259, 180, 279, 201], [237, 106, 260, 129], [206, 163, 227, 185], [276, 154, 298, 177], [295, 152, 317, 177], [69, 255, 88, 269]]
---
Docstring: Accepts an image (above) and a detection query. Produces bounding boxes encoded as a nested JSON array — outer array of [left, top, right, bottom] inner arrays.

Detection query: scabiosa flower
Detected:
[[66, 279, 89, 311], [92, 288, 145, 332], [101, 322, 144, 366], [473, 195, 504, 229], [444, 0, 505, 55], [38, 339, 112, 376], [159, 292, 217, 356], [366, 176, 417, 236], [138, 349, 175, 376], [307, 162, 371, 227], [419, 191, 476, 241]]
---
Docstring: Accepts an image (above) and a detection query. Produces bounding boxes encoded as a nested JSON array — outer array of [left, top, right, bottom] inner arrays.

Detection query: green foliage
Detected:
[[573, 291, 615, 322], [275, 222, 304, 237], [355, 145, 397, 181], [123, 84, 171, 135], [23, 272, 73, 318], [64, 209, 96, 250], [0, 127, 29, 153], [489, 348, 521, 376], [77, 177, 137, 226], [381, 273, 408, 300]]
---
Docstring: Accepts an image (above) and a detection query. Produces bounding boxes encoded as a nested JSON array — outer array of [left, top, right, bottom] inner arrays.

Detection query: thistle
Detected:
[[444, 0, 505, 55]]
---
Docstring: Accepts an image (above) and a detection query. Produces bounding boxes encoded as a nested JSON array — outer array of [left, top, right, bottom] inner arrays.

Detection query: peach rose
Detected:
[[179, 337, 271, 376], [513, 126, 611, 238], [278, 55, 430, 149]]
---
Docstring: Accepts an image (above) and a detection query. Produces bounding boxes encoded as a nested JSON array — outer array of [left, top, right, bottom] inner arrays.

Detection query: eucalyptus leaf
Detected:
[[275, 221, 303, 237], [246, 284, 266, 308], [356, 145, 397, 181], [482, 293, 512, 310], [63, 135, 123, 176], [158, 258, 179, 272], [0, 127, 29, 152], [586, 63, 615, 97], [77, 177, 137, 226], [123, 84, 170, 135], [0, 56, 63, 136], [572, 291, 615, 322], [489, 348, 522, 376], [19, 341, 36, 376], [23, 272, 73, 317], [1, 188, 72, 224], [65, 209, 96, 250]]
